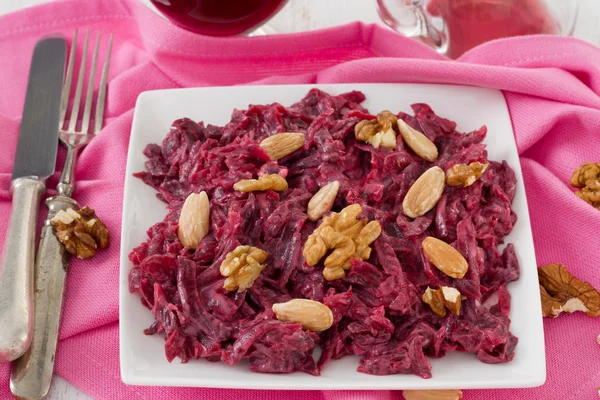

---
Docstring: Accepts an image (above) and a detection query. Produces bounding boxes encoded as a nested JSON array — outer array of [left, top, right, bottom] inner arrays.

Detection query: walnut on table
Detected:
[[50, 206, 110, 259], [538, 263, 600, 318], [570, 162, 600, 209]]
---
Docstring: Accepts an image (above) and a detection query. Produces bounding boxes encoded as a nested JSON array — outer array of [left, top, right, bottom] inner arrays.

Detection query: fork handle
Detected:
[[0, 177, 45, 363], [10, 195, 77, 400], [57, 145, 77, 197]]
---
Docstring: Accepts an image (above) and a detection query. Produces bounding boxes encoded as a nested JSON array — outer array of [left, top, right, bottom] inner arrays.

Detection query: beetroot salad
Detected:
[[129, 89, 520, 378]]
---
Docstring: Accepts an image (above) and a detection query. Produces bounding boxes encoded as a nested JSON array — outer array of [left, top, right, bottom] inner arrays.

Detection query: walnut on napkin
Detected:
[[50, 206, 110, 259], [570, 162, 600, 210], [538, 263, 600, 318]]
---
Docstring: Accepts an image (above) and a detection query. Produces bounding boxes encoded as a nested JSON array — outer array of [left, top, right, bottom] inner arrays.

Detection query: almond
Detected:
[[422, 237, 469, 279], [307, 181, 340, 221], [260, 132, 305, 161], [178, 191, 210, 249], [402, 389, 463, 400], [397, 119, 439, 162], [272, 299, 333, 332], [402, 166, 445, 218]]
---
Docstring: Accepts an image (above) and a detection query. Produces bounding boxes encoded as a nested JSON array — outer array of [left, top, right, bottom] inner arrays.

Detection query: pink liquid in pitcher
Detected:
[[427, 0, 559, 58]]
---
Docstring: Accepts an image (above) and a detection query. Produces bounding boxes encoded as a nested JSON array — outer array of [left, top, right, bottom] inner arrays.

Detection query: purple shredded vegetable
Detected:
[[129, 89, 520, 378]]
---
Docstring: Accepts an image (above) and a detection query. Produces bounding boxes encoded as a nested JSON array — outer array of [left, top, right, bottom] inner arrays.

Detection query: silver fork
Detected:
[[58, 29, 112, 198], [10, 30, 113, 400]]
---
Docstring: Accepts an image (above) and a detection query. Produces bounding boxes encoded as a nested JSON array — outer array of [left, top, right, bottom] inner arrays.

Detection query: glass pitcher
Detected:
[[376, 0, 578, 58]]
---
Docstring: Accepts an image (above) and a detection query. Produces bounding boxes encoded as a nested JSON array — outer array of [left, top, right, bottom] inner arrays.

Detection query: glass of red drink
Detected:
[[376, 0, 578, 58], [150, 0, 288, 36]]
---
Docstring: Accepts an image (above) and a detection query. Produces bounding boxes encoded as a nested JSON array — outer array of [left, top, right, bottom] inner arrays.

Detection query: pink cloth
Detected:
[[0, 0, 599, 399]]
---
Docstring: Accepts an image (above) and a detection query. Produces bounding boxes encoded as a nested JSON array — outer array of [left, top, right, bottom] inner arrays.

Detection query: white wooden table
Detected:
[[1, 0, 599, 398]]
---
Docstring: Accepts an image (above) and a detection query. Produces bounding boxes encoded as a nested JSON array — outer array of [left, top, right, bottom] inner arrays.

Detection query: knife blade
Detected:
[[0, 36, 66, 363]]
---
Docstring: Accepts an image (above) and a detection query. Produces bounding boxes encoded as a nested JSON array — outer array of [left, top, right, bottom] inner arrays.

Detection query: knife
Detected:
[[0, 36, 66, 363]]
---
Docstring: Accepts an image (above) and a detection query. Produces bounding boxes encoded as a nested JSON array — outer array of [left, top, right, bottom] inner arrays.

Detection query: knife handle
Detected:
[[0, 176, 45, 363], [10, 195, 76, 400]]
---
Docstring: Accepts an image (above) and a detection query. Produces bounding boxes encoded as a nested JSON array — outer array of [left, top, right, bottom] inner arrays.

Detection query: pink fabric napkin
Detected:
[[1, 0, 599, 399]]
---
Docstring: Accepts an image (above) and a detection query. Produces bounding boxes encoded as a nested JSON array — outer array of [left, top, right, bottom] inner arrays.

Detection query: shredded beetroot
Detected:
[[129, 89, 520, 378]]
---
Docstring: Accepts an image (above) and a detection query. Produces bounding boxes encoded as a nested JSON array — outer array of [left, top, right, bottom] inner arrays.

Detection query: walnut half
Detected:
[[50, 206, 110, 259], [219, 245, 267, 292], [422, 286, 462, 317], [570, 162, 600, 210], [233, 174, 288, 192], [446, 162, 489, 187], [538, 263, 600, 318], [303, 204, 381, 281], [355, 110, 398, 149]]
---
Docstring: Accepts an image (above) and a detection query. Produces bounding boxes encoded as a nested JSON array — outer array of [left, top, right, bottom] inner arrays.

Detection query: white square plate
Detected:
[[120, 84, 545, 389]]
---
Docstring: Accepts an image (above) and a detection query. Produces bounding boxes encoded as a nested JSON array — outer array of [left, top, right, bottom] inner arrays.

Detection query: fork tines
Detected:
[[59, 29, 113, 141]]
